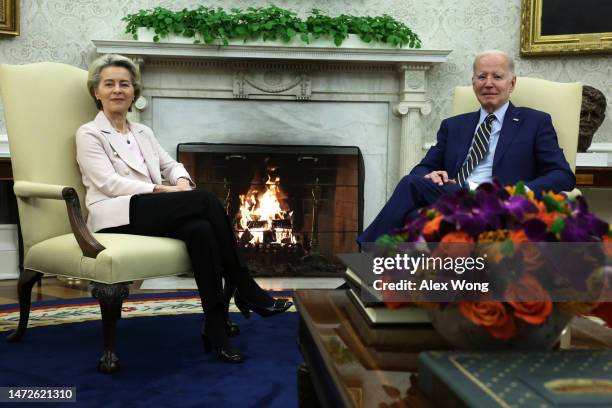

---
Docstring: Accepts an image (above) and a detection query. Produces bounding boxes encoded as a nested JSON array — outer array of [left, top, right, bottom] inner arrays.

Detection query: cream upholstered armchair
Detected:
[[452, 77, 582, 195], [0, 63, 193, 373]]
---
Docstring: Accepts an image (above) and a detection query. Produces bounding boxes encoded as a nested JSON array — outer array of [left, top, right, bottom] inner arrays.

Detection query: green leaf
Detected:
[[376, 233, 406, 250], [500, 239, 515, 257], [542, 194, 569, 214], [550, 217, 566, 235], [122, 5, 422, 49], [515, 181, 526, 195]]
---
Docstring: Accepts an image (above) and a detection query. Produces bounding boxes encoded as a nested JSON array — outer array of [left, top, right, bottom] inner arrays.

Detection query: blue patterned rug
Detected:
[[0, 293, 299, 407]]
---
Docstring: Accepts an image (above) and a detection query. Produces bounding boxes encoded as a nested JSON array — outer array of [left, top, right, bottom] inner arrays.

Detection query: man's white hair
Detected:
[[473, 50, 515, 77]]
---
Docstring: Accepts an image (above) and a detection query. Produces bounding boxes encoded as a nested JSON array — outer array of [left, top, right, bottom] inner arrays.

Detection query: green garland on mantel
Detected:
[[123, 5, 422, 48]]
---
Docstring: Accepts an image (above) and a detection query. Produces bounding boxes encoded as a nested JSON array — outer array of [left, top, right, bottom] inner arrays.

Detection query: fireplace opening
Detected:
[[178, 143, 364, 276]]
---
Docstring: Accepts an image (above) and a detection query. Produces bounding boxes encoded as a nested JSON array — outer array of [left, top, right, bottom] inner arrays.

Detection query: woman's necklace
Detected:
[[114, 125, 128, 134], [113, 123, 131, 143]]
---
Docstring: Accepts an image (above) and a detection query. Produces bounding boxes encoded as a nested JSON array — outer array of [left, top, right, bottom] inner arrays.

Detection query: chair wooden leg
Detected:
[[91, 283, 129, 374], [6, 269, 43, 343]]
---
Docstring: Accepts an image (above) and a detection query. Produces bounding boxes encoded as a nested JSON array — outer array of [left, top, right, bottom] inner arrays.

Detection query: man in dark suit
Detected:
[[358, 50, 575, 243]]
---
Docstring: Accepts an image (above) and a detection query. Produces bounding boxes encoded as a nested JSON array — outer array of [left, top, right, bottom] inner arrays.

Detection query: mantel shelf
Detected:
[[92, 39, 451, 66]]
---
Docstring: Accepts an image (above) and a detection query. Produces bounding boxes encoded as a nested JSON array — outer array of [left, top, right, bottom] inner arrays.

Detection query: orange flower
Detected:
[[459, 301, 517, 340], [439, 231, 474, 258], [510, 229, 528, 243], [510, 234, 544, 272], [441, 231, 474, 243], [505, 274, 552, 324], [521, 243, 544, 273], [525, 202, 559, 227], [542, 212, 560, 228], [541, 191, 567, 202], [526, 190, 537, 205], [381, 271, 407, 310], [423, 215, 443, 238]]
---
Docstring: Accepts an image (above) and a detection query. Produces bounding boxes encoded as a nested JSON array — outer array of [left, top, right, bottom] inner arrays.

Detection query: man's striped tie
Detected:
[[455, 113, 496, 187]]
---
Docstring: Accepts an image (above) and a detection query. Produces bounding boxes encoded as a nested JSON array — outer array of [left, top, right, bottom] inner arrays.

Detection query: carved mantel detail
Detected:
[[233, 70, 312, 100], [393, 64, 434, 177]]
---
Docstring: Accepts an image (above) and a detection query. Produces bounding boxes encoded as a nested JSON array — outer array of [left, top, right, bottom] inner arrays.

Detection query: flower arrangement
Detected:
[[379, 180, 612, 341]]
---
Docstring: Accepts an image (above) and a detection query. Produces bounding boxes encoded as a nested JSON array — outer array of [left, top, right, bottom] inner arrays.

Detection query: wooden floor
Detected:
[[0, 277, 193, 306]]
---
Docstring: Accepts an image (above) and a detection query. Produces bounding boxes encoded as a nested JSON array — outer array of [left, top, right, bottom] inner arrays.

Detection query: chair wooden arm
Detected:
[[13, 181, 105, 258]]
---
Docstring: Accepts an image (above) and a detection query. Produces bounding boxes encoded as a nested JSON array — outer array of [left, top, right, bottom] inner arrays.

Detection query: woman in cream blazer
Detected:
[[77, 110, 191, 232], [76, 54, 291, 364]]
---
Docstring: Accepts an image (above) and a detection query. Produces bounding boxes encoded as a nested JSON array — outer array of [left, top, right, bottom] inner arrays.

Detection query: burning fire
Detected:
[[237, 175, 296, 244]]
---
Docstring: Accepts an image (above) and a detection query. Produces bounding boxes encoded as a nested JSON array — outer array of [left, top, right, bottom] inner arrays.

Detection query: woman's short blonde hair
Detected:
[[87, 54, 141, 111]]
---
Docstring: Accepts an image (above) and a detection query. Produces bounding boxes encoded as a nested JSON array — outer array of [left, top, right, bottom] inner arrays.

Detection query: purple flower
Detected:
[[450, 211, 489, 236], [561, 218, 595, 242], [396, 215, 427, 242], [504, 195, 538, 221]]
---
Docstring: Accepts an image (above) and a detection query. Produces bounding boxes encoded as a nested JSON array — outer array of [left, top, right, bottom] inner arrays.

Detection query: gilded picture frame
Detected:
[[520, 0, 612, 56], [0, 0, 19, 36]]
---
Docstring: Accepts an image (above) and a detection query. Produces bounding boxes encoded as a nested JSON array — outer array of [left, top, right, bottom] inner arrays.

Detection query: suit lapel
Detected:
[[131, 123, 161, 184], [493, 102, 521, 169], [94, 111, 148, 177], [453, 111, 481, 175]]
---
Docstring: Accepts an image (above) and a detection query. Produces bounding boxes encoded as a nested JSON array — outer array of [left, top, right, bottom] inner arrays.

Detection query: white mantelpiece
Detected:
[[93, 39, 450, 64], [93, 39, 450, 225]]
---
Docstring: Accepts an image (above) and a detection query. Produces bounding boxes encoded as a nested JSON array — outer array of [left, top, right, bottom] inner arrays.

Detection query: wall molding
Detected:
[[0, 224, 18, 280], [0, 134, 8, 156], [92, 39, 451, 66], [588, 143, 612, 153]]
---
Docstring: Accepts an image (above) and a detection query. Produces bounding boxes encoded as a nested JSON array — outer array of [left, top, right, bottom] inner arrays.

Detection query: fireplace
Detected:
[[178, 143, 363, 276]]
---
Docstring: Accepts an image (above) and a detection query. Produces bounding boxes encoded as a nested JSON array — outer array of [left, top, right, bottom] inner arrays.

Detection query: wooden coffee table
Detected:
[[294, 289, 440, 407], [294, 289, 612, 408]]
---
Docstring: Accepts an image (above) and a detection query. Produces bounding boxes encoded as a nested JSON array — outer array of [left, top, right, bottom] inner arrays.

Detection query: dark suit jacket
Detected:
[[409, 102, 576, 194]]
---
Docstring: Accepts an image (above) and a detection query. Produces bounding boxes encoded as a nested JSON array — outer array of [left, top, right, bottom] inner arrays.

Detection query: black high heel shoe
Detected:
[[225, 319, 240, 337], [235, 292, 293, 318], [201, 334, 244, 364]]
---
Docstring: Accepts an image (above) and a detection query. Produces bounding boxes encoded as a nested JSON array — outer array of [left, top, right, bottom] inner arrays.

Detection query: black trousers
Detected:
[[101, 190, 244, 311], [358, 175, 461, 243]]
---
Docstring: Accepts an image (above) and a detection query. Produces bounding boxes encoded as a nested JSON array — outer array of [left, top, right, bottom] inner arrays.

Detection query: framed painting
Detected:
[[0, 0, 19, 36], [521, 0, 612, 56]]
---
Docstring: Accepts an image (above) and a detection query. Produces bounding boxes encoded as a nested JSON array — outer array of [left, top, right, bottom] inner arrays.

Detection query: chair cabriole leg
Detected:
[[6, 269, 43, 343], [91, 282, 129, 374]]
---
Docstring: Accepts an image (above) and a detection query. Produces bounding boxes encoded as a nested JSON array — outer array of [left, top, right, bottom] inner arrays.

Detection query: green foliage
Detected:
[[542, 193, 571, 214], [122, 5, 421, 48], [376, 233, 409, 251], [550, 217, 566, 235]]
